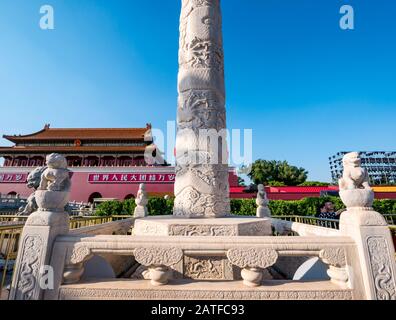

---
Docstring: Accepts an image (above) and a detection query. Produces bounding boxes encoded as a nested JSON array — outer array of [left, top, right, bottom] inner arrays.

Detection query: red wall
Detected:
[[0, 167, 241, 203], [2, 167, 396, 202]]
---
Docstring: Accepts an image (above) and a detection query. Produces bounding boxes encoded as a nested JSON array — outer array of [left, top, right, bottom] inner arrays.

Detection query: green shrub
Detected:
[[122, 199, 136, 215], [298, 181, 331, 187], [147, 197, 174, 216], [95, 197, 396, 217], [95, 198, 175, 216], [373, 199, 396, 215], [95, 200, 124, 216]]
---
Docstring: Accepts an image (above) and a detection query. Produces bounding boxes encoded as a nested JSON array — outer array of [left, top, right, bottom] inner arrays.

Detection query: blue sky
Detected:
[[0, 0, 395, 182]]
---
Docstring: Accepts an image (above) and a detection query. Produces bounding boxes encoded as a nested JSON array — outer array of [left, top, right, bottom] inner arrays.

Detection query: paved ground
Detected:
[[1, 272, 12, 300], [1, 289, 9, 300]]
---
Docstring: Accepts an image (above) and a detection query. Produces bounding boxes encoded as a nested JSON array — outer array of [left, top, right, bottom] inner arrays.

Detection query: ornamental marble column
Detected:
[[174, 0, 230, 218]]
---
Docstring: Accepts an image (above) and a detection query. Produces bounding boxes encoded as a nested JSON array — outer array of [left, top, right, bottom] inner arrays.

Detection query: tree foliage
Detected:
[[267, 181, 286, 187], [237, 177, 246, 187], [248, 160, 308, 186], [95, 197, 396, 217], [298, 181, 330, 187], [95, 197, 174, 216]]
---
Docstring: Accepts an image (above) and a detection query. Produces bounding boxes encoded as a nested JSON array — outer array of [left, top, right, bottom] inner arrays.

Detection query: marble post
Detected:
[[134, 184, 148, 218], [9, 154, 71, 300], [338, 152, 396, 300], [174, 0, 230, 218]]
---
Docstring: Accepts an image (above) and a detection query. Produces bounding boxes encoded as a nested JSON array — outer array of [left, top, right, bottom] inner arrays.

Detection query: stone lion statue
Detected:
[[256, 184, 269, 207], [134, 183, 148, 218], [135, 183, 148, 207], [39, 153, 71, 192], [256, 184, 271, 218], [17, 166, 47, 215], [339, 152, 371, 191]]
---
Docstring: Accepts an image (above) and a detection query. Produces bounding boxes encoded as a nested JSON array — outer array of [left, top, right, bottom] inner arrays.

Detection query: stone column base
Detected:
[[132, 216, 272, 281]]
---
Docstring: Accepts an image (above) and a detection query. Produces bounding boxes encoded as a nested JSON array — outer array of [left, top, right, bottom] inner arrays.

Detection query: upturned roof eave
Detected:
[[3, 128, 48, 143], [2, 129, 151, 142]]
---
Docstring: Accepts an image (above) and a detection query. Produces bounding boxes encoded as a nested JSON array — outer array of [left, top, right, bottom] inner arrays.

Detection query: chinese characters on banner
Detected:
[[88, 173, 176, 184], [0, 173, 28, 183]]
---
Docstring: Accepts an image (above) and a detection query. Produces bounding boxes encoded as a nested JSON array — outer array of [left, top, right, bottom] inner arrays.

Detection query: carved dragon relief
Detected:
[[173, 186, 230, 217], [179, 0, 222, 68], [177, 90, 226, 130], [16, 236, 43, 300], [175, 164, 228, 190], [184, 255, 225, 280], [367, 237, 396, 300], [169, 224, 237, 236], [183, 37, 224, 72]]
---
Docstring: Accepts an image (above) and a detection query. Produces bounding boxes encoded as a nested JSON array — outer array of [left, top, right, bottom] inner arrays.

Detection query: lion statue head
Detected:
[[26, 166, 47, 190], [342, 152, 361, 168], [46, 153, 68, 169]]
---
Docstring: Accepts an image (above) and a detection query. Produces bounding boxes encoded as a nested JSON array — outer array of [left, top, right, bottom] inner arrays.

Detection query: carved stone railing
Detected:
[[69, 218, 134, 236], [39, 234, 360, 300], [8, 173, 396, 301], [8, 208, 396, 300], [271, 218, 341, 237]]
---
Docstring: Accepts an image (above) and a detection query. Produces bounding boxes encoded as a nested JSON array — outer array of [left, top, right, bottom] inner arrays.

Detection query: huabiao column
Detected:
[[174, 0, 230, 218]]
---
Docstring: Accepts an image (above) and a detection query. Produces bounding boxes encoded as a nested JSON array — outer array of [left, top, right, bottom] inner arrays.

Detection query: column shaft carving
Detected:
[[174, 0, 230, 218]]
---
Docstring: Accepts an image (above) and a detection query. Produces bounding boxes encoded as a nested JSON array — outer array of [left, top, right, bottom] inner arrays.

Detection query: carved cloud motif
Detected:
[[319, 247, 347, 268], [134, 247, 183, 267], [227, 248, 278, 269], [69, 245, 92, 265]]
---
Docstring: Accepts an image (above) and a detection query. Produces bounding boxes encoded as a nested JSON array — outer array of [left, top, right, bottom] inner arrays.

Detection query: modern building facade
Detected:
[[329, 151, 396, 185]]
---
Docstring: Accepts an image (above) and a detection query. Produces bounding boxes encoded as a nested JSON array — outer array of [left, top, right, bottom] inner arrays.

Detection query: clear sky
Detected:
[[0, 0, 395, 182]]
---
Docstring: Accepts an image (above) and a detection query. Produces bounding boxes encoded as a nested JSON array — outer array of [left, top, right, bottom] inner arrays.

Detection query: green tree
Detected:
[[237, 176, 246, 187], [95, 200, 123, 216], [248, 160, 308, 186], [299, 181, 330, 187], [267, 181, 286, 187]]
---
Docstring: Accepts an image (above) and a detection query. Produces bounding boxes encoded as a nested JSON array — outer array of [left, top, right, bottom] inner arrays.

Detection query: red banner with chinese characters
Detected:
[[88, 173, 176, 184], [0, 173, 28, 183]]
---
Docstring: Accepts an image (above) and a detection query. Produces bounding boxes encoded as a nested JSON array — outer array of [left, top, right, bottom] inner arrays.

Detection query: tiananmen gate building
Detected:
[[0, 124, 241, 203]]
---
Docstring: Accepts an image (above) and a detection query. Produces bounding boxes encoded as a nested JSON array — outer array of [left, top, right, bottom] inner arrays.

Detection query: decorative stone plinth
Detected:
[[337, 177, 396, 300], [132, 216, 272, 281], [133, 216, 272, 237], [339, 205, 396, 299], [9, 210, 69, 300], [59, 279, 354, 300]]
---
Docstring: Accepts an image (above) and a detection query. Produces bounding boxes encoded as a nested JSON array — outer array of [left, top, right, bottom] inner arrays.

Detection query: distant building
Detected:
[[0, 124, 241, 202], [329, 151, 396, 185]]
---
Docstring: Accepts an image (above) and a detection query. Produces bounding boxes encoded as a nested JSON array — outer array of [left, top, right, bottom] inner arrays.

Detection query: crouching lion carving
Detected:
[[38, 153, 71, 192], [339, 152, 371, 191], [18, 166, 47, 216], [18, 153, 71, 215]]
